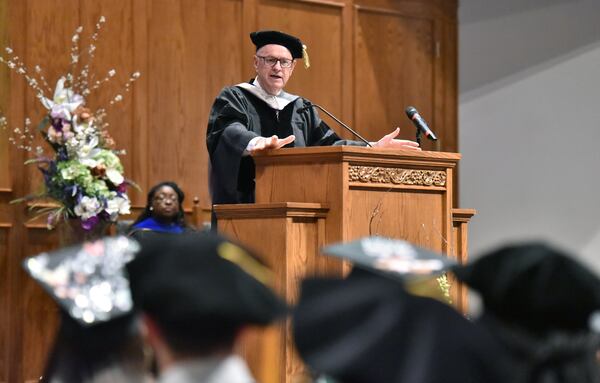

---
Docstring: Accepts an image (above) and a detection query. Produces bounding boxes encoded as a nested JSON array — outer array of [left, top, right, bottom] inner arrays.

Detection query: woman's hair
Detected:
[[131, 181, 187, 228], [41, 312, 148, 383]]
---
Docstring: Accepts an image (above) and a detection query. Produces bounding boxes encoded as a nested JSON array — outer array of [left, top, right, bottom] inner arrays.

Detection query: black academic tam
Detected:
[[453, 242, 600, 334], [293, 272, 511, 383], [127, 232, 288, 329]]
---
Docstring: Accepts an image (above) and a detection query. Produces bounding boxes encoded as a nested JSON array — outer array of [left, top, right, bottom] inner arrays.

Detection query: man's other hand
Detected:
[[373, 128, 421, 150], [250, 135, 296, 154]]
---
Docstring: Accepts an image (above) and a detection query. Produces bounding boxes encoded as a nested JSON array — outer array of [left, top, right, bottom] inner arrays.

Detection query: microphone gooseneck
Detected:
[[300, 103, 372, 147]]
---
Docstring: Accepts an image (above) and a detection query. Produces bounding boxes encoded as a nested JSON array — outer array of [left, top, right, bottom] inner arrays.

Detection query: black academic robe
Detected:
[[206, 82, 361, 204]]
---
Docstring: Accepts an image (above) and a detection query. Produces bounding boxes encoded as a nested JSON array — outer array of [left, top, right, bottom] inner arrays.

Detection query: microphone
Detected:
[[299, 103, 372, 147], [405, 106, 437, 141]]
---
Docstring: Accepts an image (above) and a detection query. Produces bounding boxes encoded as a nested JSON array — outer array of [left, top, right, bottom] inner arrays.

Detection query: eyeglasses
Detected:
[[153, 195, 178, 203], [256, 55, 295, 68]]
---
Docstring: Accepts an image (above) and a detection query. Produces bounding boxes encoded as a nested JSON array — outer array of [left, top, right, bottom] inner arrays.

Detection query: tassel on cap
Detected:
[[302, 44, 310, 69]]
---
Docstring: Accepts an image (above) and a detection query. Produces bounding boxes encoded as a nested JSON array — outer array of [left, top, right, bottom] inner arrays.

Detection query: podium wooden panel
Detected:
[[214, 147, 472, 383], [216, 202, 331, 383], [253, 146, 460, 252], [451, 208, 476, 313]]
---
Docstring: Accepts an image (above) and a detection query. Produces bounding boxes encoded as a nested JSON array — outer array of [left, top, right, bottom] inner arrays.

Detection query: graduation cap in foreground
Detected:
[[293, 272, 511, 383], [321, 236, 456, 281], [250, 30, 310, 68], [127, 232, 288, 330], [453, 242, 600, 333], [23, 236, 140, 326]]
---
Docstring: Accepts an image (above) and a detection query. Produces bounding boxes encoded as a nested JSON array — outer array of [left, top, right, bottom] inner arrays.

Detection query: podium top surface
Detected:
[[252, 146, 461, 167]]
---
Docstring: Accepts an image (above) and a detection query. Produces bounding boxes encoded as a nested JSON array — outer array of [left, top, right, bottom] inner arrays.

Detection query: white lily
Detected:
[[39, 77, 84, 120], [77, 137, 101, 167], [105, 168, 124, 185], [105, 195, 130, 220], [72, 114, 85, 133], [74, 196, 103, 220]]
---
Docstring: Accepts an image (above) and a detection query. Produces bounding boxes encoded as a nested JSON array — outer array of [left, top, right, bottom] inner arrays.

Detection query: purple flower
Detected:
[[117, 183, 127, 193], [47, 212, 59, 228], [57, 148, 69, 161], [51, 117, 64, 131], [81, 215, 100, 231], [51, 105, 70, 120]]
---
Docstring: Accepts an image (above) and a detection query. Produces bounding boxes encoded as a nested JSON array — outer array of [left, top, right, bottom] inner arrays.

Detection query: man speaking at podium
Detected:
[[206, 30, 420, 206]]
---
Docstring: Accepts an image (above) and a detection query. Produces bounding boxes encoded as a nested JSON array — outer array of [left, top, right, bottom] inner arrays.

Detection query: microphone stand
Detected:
[[301, 103, 373, 147]]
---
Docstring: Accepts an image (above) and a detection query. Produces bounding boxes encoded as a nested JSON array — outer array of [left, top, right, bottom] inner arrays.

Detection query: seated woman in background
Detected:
[[128, 181, 192, 239]]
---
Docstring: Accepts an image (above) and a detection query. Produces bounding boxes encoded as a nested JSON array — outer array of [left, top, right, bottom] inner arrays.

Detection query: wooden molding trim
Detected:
[[354, 4, 430, 20], [355, 4, 416, 17], [0, 223, 12, 228], [349, 165, 446, 187], [354, 1, 455, 20], [452, 208, 476, 223], [23, 223, 51, 230], [214, 202, 329, 219], [294, 0, 345, 8]]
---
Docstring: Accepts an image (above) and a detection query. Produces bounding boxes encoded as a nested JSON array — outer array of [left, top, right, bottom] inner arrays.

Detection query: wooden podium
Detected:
[[214, 146, 474, 383]]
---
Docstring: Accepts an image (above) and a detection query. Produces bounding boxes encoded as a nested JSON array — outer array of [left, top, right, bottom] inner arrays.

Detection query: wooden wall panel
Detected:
[[130, 0, 149, 207], [0, 0, 8, 192], [0, 22, 11, 383], [201, 0, 244, 207], [147, 0, 244, 209], [17, 1, 80, 374], [147, 0, 199, 199], [20, 228, 59, 383], [438, 17, 457, 154], [257, 0, 346, 136], [204, 0, 245, 95], [80, 0, 137, 199], [354, 6, 435, 145], [0, 131, 8, 193], [23, 0, 79, 196], [0, 227, 9, 383]]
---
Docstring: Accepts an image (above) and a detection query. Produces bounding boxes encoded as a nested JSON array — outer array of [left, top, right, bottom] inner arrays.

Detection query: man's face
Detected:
[[254, 44, 296, 95]]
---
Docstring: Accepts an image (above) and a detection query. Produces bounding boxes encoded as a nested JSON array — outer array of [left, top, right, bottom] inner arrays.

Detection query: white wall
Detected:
[[458, 0, 600, 271]]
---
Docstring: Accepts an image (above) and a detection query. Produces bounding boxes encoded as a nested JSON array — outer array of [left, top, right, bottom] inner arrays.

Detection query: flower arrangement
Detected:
[[0, 16, 140, 231]]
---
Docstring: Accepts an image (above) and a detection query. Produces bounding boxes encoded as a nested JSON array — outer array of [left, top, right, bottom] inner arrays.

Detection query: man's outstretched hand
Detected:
[[373, 128, 421, 150], [249, 135, 296, 154]]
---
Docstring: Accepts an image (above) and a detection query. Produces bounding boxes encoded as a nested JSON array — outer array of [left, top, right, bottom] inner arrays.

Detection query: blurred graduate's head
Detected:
[[453, 242, 600, 334], [453, 242, 600, 383], [127, 232, 287, 363], [23, 237, 146, 383]]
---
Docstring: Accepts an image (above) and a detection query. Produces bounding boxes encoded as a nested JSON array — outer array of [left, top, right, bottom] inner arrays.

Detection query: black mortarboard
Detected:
[[293, 272, 510, 383], [453, 242, 600, 333], [321, 236, 456, 281], [250, 30, 310, 68], [127, 232, 287, 329], [23, 236, 140, 326]]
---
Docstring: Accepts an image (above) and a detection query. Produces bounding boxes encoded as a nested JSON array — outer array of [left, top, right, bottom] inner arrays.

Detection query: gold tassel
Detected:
[[217, 242, 273, 286], [302, 44, 310, 69]]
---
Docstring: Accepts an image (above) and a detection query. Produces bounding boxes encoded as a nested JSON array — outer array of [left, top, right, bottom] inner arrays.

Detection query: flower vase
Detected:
[[57, 219, 112, 247]]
